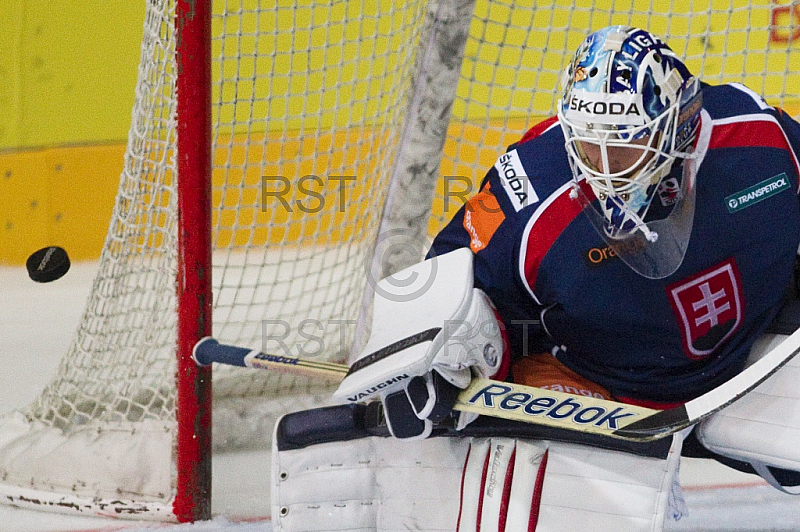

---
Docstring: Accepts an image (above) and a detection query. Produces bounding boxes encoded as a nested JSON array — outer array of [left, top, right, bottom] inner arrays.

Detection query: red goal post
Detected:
[[0, 0, 796, 524], [175, 0, 213, 521]]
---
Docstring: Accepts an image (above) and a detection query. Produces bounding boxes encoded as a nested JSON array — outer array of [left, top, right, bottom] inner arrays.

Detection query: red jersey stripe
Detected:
[[518, 116, 559, 146], [521, 180, 591, 300], [711, 118, 791, 151], [710, 116, 800, 185]]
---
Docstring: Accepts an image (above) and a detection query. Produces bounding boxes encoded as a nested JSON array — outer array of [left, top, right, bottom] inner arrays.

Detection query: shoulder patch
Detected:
[[709, 114, 800, 181], [463, 183, 505, 253], [494, 149, 538, 212]]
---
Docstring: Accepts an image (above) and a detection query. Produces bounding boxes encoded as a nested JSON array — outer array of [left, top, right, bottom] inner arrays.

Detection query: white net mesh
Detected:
[[26, 0, 430, 432], [0, 0, 797, 519], [29, 4, 179, 431]]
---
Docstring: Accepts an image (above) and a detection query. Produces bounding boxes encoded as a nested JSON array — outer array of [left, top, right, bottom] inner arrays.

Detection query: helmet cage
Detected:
[[558, 26, 702, 241], [559, 96, 682, 239]]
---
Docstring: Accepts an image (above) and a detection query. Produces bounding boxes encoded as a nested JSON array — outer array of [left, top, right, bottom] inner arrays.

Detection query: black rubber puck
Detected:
[[26, 246, 71, 283]]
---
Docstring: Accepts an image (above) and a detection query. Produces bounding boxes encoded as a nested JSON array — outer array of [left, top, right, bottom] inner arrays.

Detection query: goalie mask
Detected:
[[558, 26, 703, 278]]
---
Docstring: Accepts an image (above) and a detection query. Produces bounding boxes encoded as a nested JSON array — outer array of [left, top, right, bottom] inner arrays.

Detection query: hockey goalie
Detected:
[[271, 26, 800, 531]]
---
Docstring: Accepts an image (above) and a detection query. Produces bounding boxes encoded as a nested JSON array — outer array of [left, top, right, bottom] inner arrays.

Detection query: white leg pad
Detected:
[[272, 431, 683, 531], [695, 333, 800, 493], [272, 435, 467, 531], [458, 437, 683, 532]]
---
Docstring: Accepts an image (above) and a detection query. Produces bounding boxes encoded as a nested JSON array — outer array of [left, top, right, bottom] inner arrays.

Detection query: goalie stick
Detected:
[[193, 330, 800, 442]]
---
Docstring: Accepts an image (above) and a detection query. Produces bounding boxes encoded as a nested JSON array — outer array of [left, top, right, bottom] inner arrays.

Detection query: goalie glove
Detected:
[[333, 249, 509, 439]]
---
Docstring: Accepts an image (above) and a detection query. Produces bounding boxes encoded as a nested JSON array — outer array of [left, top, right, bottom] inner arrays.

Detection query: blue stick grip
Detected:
[[192, 337, 250, 367]]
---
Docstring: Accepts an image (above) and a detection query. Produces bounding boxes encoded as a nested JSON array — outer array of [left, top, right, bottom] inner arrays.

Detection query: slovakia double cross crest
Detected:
[[667, 258, 743, 359]]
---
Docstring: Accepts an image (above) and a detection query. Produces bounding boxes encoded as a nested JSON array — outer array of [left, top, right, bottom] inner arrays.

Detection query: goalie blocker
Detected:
[[333, 248, 510, 439]]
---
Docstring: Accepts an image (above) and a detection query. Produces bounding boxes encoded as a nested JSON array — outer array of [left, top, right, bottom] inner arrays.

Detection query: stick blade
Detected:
[[612, 406, 690, 440]]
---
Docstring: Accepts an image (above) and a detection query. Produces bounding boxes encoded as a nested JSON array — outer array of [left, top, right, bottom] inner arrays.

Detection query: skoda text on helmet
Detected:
[[557, 26, 703, 278]]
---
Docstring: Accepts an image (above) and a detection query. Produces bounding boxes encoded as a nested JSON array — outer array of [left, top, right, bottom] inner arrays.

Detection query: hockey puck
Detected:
[[26, 246, 71, 283]]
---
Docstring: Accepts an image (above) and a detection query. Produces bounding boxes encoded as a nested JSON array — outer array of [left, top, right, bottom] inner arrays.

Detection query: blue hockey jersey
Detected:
[[429, 83, 800, 403]]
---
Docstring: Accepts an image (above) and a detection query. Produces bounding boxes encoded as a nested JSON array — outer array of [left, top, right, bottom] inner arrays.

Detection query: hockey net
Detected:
[[0, 0, 797, 522]]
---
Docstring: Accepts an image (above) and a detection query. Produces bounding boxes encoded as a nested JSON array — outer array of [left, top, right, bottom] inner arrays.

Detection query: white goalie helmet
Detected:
[[558, 26, 703, 278]]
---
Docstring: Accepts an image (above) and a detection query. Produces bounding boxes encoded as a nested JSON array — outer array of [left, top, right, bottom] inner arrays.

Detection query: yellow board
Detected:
[[0, 2, 143, 150], [0, 144, 124, 264]]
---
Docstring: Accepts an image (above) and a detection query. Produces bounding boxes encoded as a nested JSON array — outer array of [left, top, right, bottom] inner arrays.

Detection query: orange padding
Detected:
[[512, 353, 613, 401]]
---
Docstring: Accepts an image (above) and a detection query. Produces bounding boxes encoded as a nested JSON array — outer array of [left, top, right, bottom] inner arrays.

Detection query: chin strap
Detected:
[[609, 193, 660, 243], [569, 182, 659, 243]]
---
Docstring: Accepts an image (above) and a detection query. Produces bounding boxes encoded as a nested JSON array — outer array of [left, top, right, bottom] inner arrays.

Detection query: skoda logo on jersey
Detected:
[[565, 89, 646, 126], [494, 150, 538, 212]]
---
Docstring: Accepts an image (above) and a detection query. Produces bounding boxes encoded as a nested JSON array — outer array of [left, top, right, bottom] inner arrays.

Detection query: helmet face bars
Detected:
[[558, 26, 702, 243]]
